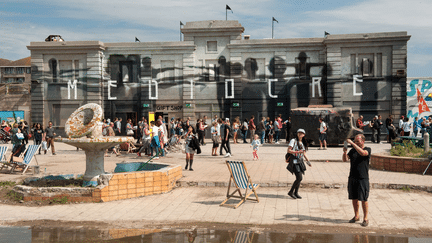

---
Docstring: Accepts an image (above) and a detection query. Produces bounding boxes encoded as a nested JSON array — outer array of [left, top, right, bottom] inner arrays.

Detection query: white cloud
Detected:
[[1, 0, 432, 76]]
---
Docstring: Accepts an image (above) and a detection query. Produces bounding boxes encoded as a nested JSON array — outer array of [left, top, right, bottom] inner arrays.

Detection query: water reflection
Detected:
[[1, 226, 429, 242]]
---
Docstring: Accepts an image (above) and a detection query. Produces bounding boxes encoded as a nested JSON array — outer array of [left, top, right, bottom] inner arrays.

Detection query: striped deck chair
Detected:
[[9, 144, 40, 174], [232, 231, 255, 243], [0, 146, 9, 171], [220, 161, 259, 208]]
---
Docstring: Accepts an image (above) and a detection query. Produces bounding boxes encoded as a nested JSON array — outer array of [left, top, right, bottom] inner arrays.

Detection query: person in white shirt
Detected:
[[150, 121, 161, 159], [398, 115, 405, 136], [319, 117, 327, 150], [402, 117, 411, 136]]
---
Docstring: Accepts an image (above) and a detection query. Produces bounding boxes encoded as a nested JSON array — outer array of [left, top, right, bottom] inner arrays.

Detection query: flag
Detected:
[[135, 37, 140, 42], [272, 17, 278, 23], [324, 31, 330, 36], [180, 21, 184, 26], [226, 4, 233, 13], [417, 88, 430, 114]]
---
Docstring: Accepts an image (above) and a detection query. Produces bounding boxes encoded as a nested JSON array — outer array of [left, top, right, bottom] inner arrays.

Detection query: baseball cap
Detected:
[[297, 128, 306, 134]]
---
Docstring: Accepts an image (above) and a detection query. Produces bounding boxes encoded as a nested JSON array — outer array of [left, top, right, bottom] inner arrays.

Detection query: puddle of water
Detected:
[[1, 226, 431, 243], [0, 226, 31, 243]]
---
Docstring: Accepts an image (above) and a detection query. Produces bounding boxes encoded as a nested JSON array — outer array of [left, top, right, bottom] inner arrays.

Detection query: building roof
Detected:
[[0, 57, 31, 67], [9, 57, 31, 66], [183, 20, 242, 29], [0, 59, 12, 66]]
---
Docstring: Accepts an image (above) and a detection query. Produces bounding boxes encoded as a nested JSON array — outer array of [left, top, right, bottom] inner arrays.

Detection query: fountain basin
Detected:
[[56, 136, 134, 187], [114, 162, 169, 173], [13, 163, 183, 203]]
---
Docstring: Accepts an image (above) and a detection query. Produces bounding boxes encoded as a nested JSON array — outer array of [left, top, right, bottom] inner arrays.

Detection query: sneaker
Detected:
[[275, 142, 280, 144], [224, 153, 231, 157], [154, 157, 159, 160], [52, 153, 56, 155]]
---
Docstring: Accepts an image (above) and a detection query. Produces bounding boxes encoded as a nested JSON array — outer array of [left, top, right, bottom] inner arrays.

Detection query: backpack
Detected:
[[226, 125, 234, 138]]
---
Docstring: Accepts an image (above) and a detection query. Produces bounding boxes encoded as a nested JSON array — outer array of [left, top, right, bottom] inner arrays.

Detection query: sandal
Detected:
[[349, 217, 360, 223], [361, 220, 369, 227]]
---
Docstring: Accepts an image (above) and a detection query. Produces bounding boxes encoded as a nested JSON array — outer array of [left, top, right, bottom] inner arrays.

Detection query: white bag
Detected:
[[16, 133, 24, 140], [127, 130, 134, 136], [42, 141, 48, 151]]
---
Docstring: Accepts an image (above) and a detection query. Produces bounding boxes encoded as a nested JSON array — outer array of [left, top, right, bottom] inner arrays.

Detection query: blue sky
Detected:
[[1, 0, 431, 77]]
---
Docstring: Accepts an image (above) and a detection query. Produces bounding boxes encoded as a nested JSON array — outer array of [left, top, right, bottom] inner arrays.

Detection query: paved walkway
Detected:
[[0, 139, 432, 231]]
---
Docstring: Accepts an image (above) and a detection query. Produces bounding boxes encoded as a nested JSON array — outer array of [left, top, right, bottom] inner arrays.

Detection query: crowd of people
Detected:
[[0, 119, 57, 161], [97, 114, 295, 167], [1, 113, 378, 227], [355, 114, 432, 144]]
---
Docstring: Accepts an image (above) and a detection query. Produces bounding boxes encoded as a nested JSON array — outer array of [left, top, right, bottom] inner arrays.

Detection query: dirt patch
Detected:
[[26, 178, 83, 187], [0, 182, 89, 207]]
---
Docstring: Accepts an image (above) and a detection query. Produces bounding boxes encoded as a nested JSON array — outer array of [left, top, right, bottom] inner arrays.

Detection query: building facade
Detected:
[[0, 57, 32, 120], [27, 20, 410, 135]]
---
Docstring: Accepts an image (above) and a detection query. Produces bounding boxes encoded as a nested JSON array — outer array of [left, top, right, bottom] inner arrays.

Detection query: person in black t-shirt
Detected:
[[385, 115, 393, 143], [342, 134, 371, 227]]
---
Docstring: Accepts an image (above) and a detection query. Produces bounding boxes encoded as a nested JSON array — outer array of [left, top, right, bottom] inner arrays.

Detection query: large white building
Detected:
[[27, 20, 410, 136]]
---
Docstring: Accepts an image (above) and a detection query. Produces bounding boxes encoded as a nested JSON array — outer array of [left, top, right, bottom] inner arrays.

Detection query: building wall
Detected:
[[406, 77, 432, 121], [27, 21, 410, 135], [0, 62, 32, 121]]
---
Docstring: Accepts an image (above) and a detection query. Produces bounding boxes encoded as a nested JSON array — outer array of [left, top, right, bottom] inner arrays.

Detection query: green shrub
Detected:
[[7, 190, 23, 201], [0, 181, 16, 187], [390, 141, 431, 158]]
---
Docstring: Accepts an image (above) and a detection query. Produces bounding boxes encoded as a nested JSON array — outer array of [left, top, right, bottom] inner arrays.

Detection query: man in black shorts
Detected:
[[342, 134, 371, 227]]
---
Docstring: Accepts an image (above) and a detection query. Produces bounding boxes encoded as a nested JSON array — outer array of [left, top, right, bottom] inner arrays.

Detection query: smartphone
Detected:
[[344, 141, 348, 150]]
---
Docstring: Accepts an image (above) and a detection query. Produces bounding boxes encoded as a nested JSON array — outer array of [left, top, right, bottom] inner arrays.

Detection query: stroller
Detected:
[[0, 127, 11, 144]]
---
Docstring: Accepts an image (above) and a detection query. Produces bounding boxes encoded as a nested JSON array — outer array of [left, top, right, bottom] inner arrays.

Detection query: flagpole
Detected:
[[180, 22, 182, 41], [272, 18, 274, 39], [226, 9, 227, 20]]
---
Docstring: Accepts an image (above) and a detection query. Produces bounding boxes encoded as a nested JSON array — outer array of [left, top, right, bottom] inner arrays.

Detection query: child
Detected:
[[250, 134, 261, 160]]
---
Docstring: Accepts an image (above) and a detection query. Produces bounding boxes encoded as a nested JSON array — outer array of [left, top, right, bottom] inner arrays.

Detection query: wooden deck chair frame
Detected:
[[9, 144, 40, 174], [220, 160, 259, 208], [0, 146, 9, 171]]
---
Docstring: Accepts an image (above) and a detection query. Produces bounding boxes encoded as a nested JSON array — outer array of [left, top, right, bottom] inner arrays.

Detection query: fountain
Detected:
[[55, 103, 134, 186], [12, 103, 182, 202]]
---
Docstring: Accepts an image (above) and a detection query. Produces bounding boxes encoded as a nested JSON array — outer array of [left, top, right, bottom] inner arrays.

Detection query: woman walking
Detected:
[[211, 122, 219, 156], [287, 128, 312, 199], [241, 119, 248, 143], [150, 121, 161, 159], [33, 123, 44, 154], [126, 119, 134, 137], [185, 126, 198, 171], [137, 123, 151, 157], [232, 118, 240, 144]]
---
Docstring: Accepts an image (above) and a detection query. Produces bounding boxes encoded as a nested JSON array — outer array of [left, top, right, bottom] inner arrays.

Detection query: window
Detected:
[[17, 78, 24, 83], [27, 67, 31, 74], [17, 67, 25, 74], [5, 68, 14, 74], [207, 41, 217, 52], [49, 58, 58, 82], [7, 78, 14, 83], [361, 58, 373, 77]]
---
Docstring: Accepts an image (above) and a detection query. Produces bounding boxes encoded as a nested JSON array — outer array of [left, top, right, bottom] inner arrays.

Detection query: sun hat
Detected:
[[297, 128, 306, 134]]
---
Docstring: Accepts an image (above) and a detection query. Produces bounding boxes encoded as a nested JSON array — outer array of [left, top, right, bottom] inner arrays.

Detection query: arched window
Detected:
[[49, 58, 58, 82]]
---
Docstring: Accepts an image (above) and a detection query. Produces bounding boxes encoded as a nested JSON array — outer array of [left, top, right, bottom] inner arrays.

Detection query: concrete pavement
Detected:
[[0, 139, 432, 232]]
